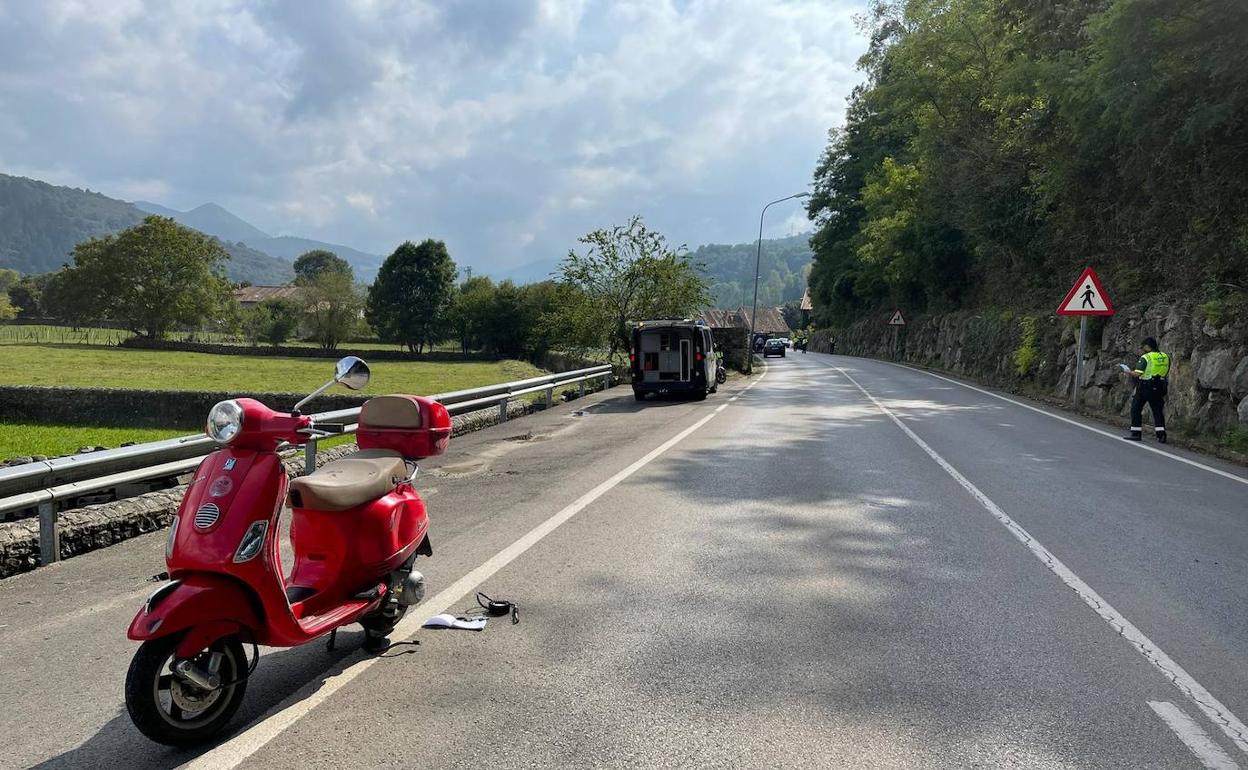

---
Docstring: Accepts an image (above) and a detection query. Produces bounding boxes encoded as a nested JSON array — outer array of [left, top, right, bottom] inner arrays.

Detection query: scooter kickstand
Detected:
[[327, 628, 337, 652]]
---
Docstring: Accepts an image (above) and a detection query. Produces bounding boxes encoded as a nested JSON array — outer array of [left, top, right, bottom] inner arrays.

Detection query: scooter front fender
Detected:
[[128, 573, 263, 655]]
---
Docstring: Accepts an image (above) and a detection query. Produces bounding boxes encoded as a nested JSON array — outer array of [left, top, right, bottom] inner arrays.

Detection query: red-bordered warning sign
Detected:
[[1056, 268, 1115, 316]]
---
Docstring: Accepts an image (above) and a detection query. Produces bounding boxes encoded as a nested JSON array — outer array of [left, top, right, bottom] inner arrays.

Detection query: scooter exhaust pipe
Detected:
[[395, 570, 426, 607]]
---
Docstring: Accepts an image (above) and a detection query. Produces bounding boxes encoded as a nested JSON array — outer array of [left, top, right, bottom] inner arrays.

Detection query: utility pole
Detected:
[[748, 192, 809, 372]]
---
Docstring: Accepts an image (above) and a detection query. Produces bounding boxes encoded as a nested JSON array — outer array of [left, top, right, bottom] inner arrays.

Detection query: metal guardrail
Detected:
[[0, 364, 614, 565]]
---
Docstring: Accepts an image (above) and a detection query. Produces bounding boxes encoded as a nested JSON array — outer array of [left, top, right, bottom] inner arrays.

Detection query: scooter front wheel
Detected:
[[125, 632, 249, 746]]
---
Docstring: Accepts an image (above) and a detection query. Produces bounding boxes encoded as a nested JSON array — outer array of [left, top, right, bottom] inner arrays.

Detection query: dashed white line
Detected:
[[834, 364, 1248, 758], [182, 370, 767, 770], [1150, 701, 1240, 769]]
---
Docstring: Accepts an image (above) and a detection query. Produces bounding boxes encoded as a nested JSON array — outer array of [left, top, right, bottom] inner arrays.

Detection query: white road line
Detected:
[[1149, 701, 1240, 770], [833, 364, 1248, 757], [182, 370, 767, 770], [884, 360, 1248, 487]]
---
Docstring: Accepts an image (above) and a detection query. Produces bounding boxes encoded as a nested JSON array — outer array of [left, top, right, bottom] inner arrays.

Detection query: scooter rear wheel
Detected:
[[125, 632, 248, 746]]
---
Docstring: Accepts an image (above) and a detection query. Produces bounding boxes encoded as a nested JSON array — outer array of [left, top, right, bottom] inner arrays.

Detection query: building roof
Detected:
[[233, 285, 304, 304], [800, 287, 813, 312], [736, 306, 791, 335], [696, 309, 741, 329]]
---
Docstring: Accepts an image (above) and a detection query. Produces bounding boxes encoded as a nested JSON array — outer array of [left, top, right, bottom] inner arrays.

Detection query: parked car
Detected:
[[763, 338, 786, 358], [630, 320, 718, 401]]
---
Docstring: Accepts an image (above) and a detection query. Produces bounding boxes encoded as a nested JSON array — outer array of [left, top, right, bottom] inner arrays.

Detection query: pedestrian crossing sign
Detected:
[[888, 310, 906, 326], [1057, 268, 1115, 316]]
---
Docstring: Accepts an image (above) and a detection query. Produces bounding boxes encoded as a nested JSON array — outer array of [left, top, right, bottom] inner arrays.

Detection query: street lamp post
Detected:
[[747, 192, 809, 372]]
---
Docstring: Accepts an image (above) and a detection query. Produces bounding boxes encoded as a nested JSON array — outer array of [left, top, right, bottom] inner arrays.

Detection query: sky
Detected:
[[0, 0, 869, 276]]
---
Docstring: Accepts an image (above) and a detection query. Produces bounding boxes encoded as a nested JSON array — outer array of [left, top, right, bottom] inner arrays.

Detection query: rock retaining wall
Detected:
[[812, 301, 1248, 441]]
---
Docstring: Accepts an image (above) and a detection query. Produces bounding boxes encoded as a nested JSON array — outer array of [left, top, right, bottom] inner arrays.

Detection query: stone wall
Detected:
[[0, 397, 552, 578], [812, 302, 1248, 440]]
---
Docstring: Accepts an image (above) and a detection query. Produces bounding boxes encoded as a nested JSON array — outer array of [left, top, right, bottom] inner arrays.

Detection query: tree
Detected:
[[293, 250, 353, 284], [42, 266, 102, 330], [0, 268, 18, 294], [243, 297, 302, 346], [446, 275, 496, 353], [57, 216, 231, 337], [304, 271, 362, 350], [366, 239, 457, 353], [558, 216, 709, 359], [479, 280, 531, 358], [7, 273, 48, 318], [0, 293, 14, 322]]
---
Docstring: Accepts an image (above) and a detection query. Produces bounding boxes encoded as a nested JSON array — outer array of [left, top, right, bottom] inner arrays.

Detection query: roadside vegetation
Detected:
[[807, 0, 1248, 328], [0, 214, 707, 459], [3, 214, 708, 365]]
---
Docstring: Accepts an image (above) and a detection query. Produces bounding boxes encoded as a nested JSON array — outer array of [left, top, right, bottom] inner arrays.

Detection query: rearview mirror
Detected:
[[334, 356, 370, 390]]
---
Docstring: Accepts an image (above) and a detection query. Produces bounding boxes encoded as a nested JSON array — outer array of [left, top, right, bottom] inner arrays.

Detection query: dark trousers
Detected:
[[1130, 380, 1167, 431]]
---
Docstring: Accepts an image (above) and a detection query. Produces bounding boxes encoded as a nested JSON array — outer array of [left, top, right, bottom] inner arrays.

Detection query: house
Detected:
[[694, 307, 792, 367], [735, 306, 791, 337], [233, 285, 304, 310]]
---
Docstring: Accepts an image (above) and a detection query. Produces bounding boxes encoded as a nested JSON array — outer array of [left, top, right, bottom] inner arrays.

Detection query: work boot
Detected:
[[1157, 431, 1167, 444], [1123, 433, 1142, 441]]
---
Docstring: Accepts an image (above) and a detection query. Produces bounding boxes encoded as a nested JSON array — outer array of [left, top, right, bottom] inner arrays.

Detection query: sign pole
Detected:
[[1056, 267, 1114, 408], [1073, 316, 1086, 407]]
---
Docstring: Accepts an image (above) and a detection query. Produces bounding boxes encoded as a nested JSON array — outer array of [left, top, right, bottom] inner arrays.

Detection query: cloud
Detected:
[[0, 0, 867, 273]]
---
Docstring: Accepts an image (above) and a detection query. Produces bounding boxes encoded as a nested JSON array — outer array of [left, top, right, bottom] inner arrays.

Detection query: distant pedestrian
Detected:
[[1124, 337, 1169, 443]]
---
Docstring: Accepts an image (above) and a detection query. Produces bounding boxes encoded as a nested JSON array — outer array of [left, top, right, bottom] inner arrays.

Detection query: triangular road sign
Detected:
[[888, 310, 906, 326], [1057, 268, 1115, 316]]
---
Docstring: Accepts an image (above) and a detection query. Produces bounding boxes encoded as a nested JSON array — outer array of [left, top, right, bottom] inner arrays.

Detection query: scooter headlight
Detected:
[[233, 520, 269, 563], [206, 400, 244, 444]]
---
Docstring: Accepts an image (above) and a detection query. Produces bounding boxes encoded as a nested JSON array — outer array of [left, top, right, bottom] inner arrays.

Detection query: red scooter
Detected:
[[124, 357, 451, 746]]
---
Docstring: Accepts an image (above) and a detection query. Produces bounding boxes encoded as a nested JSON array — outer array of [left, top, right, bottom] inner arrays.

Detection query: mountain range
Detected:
[[0, 173, 384, 285], [0, 171, 812, 298]]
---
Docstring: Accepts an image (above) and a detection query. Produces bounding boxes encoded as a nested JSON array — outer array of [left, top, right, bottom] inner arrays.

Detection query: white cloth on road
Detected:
[[422, 613, 487, 631]]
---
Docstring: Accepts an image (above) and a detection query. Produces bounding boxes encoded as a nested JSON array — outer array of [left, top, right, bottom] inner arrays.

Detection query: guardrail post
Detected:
[[603, 373, 611, 391], [544, 387, 553, 409], [579, 380, 586, 399], [305, 439, 318, 474], [38, 501, 59, 565], [498, 398, 509, 422]]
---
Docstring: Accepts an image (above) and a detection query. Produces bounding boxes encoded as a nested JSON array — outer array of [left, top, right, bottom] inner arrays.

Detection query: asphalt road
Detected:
[[3, 351, 1248, 769]]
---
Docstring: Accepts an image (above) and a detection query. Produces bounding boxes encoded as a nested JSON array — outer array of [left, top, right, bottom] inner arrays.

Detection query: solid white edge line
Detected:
[[886, 360, 1248, 487], [833, 364, 1248, 757], [1149, 701, 1240, 770], [182, 369, 767, 770]]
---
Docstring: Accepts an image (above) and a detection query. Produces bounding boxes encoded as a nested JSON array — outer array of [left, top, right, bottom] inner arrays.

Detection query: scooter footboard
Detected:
[[128, 573, 263, 654]]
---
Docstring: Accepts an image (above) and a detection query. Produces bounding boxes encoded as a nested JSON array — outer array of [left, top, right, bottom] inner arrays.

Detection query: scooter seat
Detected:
[[288, 449, 407, 511]]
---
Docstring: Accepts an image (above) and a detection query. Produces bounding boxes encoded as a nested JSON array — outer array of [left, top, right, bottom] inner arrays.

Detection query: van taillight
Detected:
[[629, 353, 636, 363], [695, 352, 704, 362]]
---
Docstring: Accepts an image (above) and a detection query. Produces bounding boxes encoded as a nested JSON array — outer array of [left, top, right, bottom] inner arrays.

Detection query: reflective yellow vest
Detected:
[[1138, 351, 1170, 380]]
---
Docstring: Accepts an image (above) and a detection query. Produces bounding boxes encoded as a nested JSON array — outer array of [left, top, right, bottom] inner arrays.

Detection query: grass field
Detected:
[[0, 422, 360, 462], [0, 423, 187, 461], [0, 343, 545, 394]]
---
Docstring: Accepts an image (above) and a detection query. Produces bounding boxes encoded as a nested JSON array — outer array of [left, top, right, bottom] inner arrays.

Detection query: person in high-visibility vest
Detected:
[[1125, 336, 1169, 443]]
